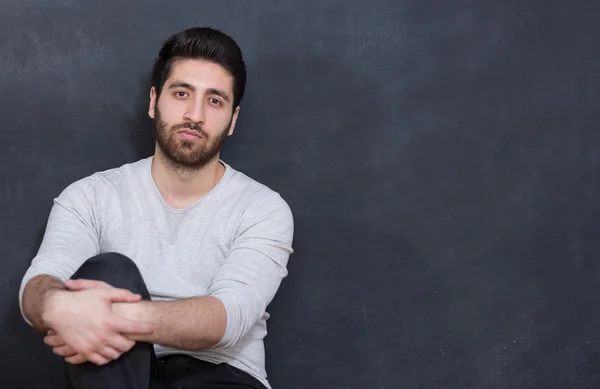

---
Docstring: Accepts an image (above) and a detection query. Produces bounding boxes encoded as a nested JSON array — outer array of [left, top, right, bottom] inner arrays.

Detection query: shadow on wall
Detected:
[[3, 224, 69, 389], [126, 70, 157, 160]]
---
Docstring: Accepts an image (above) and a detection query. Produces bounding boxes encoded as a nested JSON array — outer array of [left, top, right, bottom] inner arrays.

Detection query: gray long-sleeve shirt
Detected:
[[18, 156, 294, 388]]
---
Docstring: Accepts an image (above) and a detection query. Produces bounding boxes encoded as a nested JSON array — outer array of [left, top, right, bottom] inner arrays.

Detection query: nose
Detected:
[[183, 98, 205, 123]]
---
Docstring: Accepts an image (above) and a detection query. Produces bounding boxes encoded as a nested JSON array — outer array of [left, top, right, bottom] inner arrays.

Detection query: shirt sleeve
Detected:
[[18, 176, 106, 325], [208, 192, 294, 348]]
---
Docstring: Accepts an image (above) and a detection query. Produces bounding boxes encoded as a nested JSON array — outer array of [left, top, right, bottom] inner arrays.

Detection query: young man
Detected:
[[18, 27, 294, 389]]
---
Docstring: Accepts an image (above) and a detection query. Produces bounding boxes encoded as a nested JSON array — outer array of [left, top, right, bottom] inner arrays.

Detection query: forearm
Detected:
[[22, 275, 66, 332], [122, 296, 227, 350]]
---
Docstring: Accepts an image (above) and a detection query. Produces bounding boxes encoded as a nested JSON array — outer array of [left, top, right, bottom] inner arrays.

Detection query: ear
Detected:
[[148, 87, 157, 119], [227, 106, 240, 136]]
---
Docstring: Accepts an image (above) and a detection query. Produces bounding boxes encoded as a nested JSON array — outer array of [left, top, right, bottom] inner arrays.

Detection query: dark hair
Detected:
[[151, 27, 247, 110]]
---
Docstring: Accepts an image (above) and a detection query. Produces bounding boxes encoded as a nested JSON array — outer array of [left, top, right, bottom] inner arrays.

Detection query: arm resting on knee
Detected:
[[119, 193, 294, 350], [19, 177, 106, 329]]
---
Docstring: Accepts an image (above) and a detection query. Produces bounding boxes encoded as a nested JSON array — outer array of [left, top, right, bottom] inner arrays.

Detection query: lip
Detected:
[[178, 128, 201, 140], [179, 128, 200, 137]]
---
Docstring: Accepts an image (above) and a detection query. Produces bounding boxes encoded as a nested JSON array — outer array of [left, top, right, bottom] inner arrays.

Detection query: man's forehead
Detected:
[[167, 59, 233, 92]]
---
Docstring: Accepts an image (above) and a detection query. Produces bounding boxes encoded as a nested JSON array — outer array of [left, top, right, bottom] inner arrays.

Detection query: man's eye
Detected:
[[209, 98, 222, 106], [175, 91, 188, 98]]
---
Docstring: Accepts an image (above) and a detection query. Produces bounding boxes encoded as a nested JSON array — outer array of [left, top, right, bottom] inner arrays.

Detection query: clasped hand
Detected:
[[43, 279, 152, 365]]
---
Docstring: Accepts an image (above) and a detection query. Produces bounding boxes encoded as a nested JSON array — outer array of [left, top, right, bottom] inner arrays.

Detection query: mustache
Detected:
[[172, 122, 207, 135]]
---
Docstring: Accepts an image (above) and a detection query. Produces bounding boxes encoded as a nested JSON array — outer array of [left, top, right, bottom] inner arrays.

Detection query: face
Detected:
[[148, 59, 240, 170]]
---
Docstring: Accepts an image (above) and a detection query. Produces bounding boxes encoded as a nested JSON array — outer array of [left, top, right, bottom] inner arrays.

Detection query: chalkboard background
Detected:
[[2, 1, 600, 388]]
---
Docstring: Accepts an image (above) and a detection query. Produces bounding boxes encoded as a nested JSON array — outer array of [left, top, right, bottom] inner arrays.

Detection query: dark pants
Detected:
[[65, 253, 266, 389]]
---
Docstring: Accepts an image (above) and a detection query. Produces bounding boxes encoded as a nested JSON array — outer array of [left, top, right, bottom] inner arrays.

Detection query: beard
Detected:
[[154, 107, 231, 171]]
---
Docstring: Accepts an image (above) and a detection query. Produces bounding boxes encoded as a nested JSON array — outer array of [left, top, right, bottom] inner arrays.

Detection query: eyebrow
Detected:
[[168, 81, 230, 103]]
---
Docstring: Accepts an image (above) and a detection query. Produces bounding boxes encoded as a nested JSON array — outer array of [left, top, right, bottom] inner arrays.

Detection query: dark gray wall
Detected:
[[2, 1, 600, 388]]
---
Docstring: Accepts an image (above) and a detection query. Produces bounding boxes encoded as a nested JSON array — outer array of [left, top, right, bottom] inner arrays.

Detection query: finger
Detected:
[[53, 345, 77, 357], [44, 334, 66, 347], [123, 293, 143, 302], [108, 334, 136, 353], [99, 346, 122, 361], [47, 329, 56, 336], [105, 315, 152, 334], [111, 292, 144, 303], [103, 288, 142, 303], [65, 279, 111, 290], [87, 352, 111, 365], [65, 354, 88, 364]]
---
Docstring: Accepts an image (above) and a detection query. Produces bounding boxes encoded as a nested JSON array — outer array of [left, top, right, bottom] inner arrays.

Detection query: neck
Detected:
[[151, 148, 225, 209]]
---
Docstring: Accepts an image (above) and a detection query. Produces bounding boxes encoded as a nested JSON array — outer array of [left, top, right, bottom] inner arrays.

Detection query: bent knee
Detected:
[[88, 252, 137, 269], [72, 252, 142, 282]]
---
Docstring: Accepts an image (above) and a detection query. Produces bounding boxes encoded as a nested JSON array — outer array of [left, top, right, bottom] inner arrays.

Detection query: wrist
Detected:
[[113, 300, 153, 322], [41, 289, 68, 330], [112, 301, 155, 341]]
